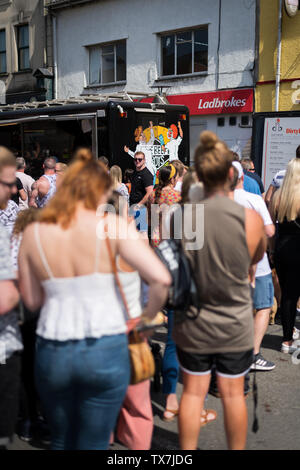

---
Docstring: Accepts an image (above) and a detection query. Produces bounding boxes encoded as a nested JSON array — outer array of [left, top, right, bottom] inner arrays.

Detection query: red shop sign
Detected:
[[167, 89, 253, 115]]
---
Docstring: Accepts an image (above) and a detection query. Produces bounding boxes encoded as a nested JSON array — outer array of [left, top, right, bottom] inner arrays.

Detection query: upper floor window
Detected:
[[89, 40, 126, 85], [161, 26, 208, 77], [17, 24, 30, 71], [0, 29, 6, 73]]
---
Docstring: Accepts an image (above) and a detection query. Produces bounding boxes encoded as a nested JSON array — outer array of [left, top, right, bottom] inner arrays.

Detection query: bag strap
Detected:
[[104, 224, 140, 334], [104, 224, 131, 319]]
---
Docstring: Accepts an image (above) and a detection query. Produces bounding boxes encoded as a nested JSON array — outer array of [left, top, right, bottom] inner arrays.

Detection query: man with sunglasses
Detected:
[[129, 152, 154, 234], [241, 158, 265, 197], [0, 146, 22, 450]]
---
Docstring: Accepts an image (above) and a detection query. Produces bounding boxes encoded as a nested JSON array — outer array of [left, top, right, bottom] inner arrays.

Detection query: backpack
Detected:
[[154, 238, 200, 313]]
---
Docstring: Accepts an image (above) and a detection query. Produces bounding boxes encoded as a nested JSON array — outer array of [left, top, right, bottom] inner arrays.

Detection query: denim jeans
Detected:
[[162, 311, 179, 395], [35, 334, 130, 450]]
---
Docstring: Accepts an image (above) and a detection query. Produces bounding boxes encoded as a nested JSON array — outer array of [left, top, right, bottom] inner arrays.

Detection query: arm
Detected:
[[116, 217, 171, 320], [124, 146, 135, 159], [138, 185, 153, 206], [178, 121, 183, 138], [19, 188, 27, 202], [0, 280, 20, 315], [149, 121, 155, 145], [265, 184, 275, 208], [18, 226, 44, 311], [29, 181, 38, 207], [245, 209, 267, 265]]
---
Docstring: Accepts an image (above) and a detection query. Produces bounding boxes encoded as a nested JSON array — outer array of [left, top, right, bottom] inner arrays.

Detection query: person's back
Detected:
[[244, 173, 261, 195], [19, 151, 171, 450], [174, 195, 253, 353], [30, 157, 57, 208]]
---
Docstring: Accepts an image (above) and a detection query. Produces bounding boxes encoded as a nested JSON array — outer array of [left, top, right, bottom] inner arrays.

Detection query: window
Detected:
[[17, 24, 30, 70], [161, 26, 208, 77], [89, 41, 126, 85], [217, 117, 225, 127], [241, 115, 250, 126], [229, 116, 237, 126], [0, 29, 6, 73]]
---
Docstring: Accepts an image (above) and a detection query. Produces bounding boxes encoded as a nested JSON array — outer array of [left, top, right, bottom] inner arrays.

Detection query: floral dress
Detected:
[[149, 187, 181, 247]]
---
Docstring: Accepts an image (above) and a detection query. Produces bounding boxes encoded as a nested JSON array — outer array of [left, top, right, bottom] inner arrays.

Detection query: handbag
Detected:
[[104, 229, 155, 385]]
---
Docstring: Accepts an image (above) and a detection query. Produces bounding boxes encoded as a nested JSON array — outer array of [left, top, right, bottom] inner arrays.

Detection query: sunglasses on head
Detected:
[[0, 179, 17, 188], [134, 158, 144, 163]]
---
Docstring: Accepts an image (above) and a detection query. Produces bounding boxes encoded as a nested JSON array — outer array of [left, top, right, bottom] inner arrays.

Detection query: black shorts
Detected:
[[176, 347, 254, 378]]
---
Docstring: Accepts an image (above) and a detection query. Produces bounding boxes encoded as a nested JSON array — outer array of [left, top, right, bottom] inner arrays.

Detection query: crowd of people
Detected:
[[0, 131, 299, 451]]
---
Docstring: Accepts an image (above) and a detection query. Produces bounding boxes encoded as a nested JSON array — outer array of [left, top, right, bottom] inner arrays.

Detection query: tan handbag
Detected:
[[104, 231, 155, 385]]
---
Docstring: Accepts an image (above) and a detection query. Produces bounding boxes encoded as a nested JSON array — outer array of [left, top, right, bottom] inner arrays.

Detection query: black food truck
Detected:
[[0, 93, 189, 179]]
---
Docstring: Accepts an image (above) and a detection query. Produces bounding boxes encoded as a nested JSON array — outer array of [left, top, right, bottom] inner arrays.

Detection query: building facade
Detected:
[[0, 0, 53, 104], [48, 0, 257, 157], [256, 0, 300, 113]]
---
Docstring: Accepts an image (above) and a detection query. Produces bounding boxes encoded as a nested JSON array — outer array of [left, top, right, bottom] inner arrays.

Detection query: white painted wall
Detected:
[[54, 0, 256, 99]]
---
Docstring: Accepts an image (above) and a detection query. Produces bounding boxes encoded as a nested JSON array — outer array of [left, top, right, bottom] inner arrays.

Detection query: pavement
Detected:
[[9, 317, 300, 451]]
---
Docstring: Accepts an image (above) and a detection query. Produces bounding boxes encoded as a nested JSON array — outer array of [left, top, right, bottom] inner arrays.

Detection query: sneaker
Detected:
[[250, 353, 276, 371], [293, 327, 300, 340], [17, 420, 32, 442], [281, 342, 298, 354]]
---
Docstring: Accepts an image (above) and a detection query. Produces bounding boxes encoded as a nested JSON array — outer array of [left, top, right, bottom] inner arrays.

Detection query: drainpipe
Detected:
[[275, 0, 283, 111], [52, 14, 58, 99]]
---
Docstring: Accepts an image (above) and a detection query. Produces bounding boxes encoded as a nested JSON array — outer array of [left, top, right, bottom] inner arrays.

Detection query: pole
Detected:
[[275, 0, 283, 111], [52, 15, 58, 99]]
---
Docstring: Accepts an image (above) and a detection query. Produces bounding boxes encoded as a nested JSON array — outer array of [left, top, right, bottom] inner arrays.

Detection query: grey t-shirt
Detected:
[[0, 223, 22, 363]]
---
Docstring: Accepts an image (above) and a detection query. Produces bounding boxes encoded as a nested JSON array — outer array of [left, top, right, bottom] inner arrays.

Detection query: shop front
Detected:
[[167, 88, 254, 162]]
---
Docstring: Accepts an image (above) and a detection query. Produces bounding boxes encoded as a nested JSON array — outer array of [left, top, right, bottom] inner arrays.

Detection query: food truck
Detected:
[[0, 92, 189, 179]]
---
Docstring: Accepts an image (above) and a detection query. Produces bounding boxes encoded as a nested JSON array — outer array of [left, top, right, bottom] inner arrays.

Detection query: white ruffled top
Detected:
[[34, 223, 142, 341]]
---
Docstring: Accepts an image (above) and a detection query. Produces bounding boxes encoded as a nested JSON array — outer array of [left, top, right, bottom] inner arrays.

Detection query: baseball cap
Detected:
[[232, 161, 243, 179]]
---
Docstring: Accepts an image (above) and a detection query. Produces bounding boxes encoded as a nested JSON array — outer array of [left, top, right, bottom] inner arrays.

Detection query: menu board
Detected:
[[262, 117, 300, 188]]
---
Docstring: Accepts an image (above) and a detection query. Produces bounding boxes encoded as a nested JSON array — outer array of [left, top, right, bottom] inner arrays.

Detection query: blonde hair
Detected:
[[277, 158, 300, 223], [110, 165, 122, 189]]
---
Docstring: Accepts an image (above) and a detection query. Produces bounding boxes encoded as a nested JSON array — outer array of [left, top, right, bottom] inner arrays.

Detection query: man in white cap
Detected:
[[231, 161, 276, 370]]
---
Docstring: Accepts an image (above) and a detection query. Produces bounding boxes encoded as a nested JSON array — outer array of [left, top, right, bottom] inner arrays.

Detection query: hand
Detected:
[[124, 145, 129, 153], [162, 145, 166, 152]]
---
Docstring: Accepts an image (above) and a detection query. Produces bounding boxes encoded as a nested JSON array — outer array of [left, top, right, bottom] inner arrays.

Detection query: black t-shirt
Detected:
[[130, 167, 153, 205], [244, 170, 265, 194], [10, 177, 23, 205]]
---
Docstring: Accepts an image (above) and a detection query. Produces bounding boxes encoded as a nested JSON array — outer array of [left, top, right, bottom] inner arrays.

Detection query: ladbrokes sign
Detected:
[[167, 89, 253, 115]]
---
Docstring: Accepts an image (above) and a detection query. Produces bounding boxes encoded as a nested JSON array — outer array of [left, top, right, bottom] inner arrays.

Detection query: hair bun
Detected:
[[73, 148, 93, 163], [200, 131, 218, 150]]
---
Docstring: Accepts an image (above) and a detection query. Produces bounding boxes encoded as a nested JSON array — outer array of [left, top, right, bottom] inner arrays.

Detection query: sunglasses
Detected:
[[0, 179, 17, 188], [248, 168, 255, 172], [134, 158, 144, 163]]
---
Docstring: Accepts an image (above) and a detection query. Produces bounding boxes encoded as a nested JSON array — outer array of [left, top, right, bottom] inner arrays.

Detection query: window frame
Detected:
[[0, 28, 7, 74], [88, 40, 126, 86], [160, 25, 208, 79], [17, 24, 30, 72]]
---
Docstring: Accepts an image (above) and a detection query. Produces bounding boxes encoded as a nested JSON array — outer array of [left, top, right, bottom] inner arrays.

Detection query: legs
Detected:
[[76, 335, 130, 450], [253, 308, 271, 354], [217, 374, 248, 450], [178, 371, 211, 450], [162, 311, 179, 419], [116, 381, 153, 450], [0, 353, 21, 449]]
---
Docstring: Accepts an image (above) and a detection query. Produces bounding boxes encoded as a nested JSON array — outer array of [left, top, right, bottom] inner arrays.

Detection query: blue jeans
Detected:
[[35, 334, 130, 450], [162, 311, 179, 395]]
